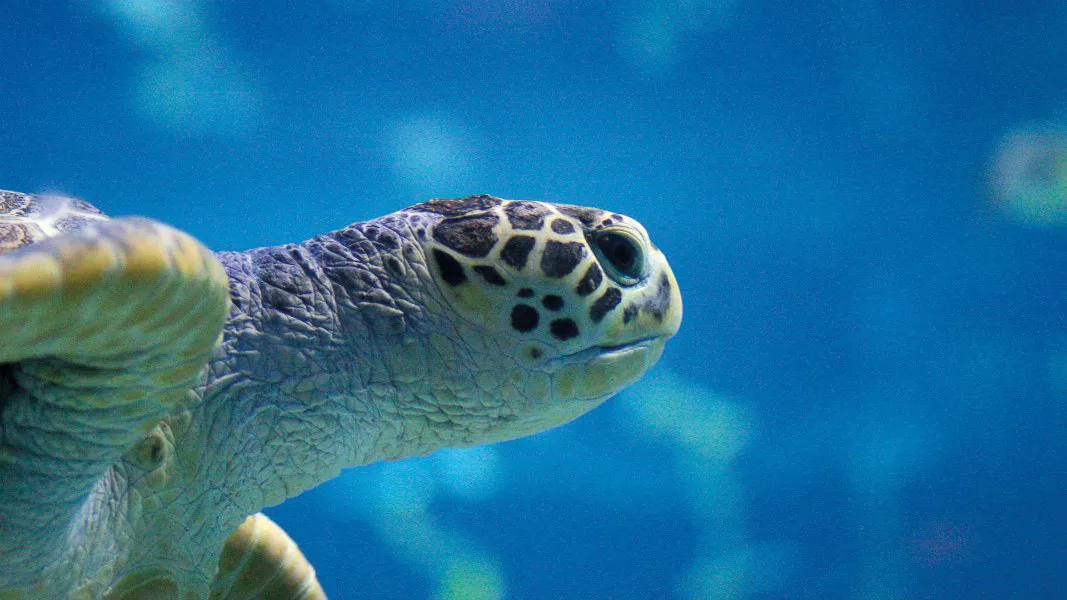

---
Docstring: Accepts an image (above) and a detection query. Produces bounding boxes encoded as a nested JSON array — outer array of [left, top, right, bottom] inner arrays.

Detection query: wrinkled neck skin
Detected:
[[172, 216, 515, 551]]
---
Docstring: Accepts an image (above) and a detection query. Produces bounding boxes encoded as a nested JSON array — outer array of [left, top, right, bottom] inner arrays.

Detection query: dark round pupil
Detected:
[[612, 242, 633, 268], [598, 233, 639, 276]]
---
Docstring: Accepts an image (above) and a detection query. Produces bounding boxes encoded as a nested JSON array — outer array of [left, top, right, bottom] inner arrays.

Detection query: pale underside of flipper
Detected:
[[92, 514, 325, 600], [208, 513, 327, 600], [0, 196, 231, 595]]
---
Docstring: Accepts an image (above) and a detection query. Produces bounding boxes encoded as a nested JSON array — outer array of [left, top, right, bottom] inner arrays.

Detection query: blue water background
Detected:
[[3, 1, 1067, 598]]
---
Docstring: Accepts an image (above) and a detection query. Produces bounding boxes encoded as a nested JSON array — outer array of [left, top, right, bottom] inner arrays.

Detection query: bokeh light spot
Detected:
[[989, 126, 1067, 227]]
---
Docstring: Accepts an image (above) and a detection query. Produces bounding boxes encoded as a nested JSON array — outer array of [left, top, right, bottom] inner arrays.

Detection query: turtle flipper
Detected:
[[0, 217, 230, 578], [209, 513, 326, 600]]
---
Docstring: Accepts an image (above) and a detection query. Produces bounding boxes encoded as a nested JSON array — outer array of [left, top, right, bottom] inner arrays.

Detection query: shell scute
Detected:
[[0, 189, 110, 253]]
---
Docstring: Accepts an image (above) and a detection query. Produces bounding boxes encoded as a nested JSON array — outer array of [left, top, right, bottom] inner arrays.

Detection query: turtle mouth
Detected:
[[553, 336, 656, 365], [595, 336, 655, 357]]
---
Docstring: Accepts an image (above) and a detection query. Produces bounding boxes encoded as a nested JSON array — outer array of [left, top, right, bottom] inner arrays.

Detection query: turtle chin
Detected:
[[576, 335, 665, 398], [545, 334, 667, 410], [477, 336, 668, 444]]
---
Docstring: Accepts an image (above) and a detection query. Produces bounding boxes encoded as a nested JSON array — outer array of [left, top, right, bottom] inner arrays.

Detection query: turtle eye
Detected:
[[592, 229, 645, 284]]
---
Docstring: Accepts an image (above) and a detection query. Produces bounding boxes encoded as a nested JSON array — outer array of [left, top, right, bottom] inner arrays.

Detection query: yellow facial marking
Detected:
[[450, 282, 493, 315]]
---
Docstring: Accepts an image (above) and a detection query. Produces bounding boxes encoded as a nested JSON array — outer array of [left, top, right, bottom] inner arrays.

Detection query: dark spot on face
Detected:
[[550, 318, 580, 341], [505, 201, 549, 231], [501, 235, 536, 270], [624, 274, 672, 323], [611, 214, 625, 221], [651, 273, 671, 321], [542, 295, 564, 311], [556, 205, 604, 228], [364, 226, 379, 241], [589, 287, 622, 323], [541, 241, 585, 278], [511, 304, 539, 332], [529, 347, 543, 359], [433, 249, 467, 286], [416, 228, 426, 239], [433, 212, 499, 258], [412, 195, 502, 216], [602, 218, 614, 227], [550, 219, 575, 234], [473, 265, 506, 286], [575, 263, 603, 296], [518, 288, 535, 298]]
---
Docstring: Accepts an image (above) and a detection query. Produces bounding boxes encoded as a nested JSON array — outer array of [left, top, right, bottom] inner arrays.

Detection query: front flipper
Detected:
[[0, 217, 229, 581], [209, 513, 326, 600]]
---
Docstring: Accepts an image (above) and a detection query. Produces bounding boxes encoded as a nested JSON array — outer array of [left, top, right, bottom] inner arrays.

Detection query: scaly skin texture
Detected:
[[0, 194, 682, 599]]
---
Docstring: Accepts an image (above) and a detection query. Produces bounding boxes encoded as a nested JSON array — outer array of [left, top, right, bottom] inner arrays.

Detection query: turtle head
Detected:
[[407, 195, 682, 440]]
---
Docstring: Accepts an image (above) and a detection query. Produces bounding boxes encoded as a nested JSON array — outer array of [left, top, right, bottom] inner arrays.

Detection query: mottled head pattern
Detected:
[[407, 194, 682, 432]]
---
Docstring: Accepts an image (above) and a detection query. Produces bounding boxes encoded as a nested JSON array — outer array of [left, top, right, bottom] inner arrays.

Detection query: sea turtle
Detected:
[[0, 189, 682, 599]]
